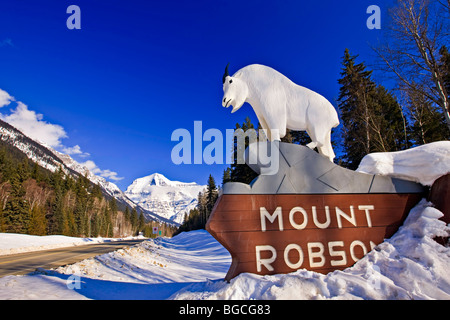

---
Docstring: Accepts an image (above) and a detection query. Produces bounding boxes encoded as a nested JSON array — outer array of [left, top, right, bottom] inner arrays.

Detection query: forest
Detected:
[[0, 140, 176, 238]]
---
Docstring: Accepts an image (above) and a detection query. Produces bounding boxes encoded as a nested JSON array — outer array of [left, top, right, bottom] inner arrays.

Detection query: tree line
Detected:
[[174, 174, 218, 235], [0, 142, 176, 238]]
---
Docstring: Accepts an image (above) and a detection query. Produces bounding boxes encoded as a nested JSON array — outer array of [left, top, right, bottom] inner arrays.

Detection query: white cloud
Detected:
[[0, 88, 14, 108], [0, 88, 123, 183], [62, 144, 90, 157], [81, 160, 124, 181], [1, 101, 68, 148]]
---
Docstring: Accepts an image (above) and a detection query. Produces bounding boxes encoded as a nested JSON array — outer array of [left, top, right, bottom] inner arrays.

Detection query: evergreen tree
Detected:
[[229, 117, 259, 184], [130, 207, 138, 231], [3, 172, 30, 233], [338, 49, 376, 168], [222, 167, 231, 185], [337, 49, 407, 169], [28, 205, 47, 235], [206, 174, 218, 217], [124, 206, 131, 223], [138, 212, 145, 234]]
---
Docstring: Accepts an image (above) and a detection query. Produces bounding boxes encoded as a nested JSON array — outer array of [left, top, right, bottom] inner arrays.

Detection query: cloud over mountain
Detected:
[[0, 87, 122, 183]]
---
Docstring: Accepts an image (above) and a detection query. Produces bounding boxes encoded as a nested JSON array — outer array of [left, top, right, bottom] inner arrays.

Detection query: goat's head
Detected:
[[222, 63, 248, 113]]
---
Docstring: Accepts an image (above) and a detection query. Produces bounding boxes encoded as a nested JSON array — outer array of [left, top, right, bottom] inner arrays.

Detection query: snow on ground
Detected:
[[0, 199, 449, 300], [0, 230, 231, 300], [0, 142, 449, 300], [0, 233, 143, 256], [172, 200, 450, 300], [357, 141, 450, 186]]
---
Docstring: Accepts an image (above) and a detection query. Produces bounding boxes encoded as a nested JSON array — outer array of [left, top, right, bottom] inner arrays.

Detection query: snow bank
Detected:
[[171, 200, 450, 300], [0, 233, 141, 256], [357, 141, 450, 186], [0, 230, 231, 300], [0, 202, 448, 300]]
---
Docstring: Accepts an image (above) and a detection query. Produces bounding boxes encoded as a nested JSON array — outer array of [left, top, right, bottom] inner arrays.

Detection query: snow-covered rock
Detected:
[[357, 141, 450, 186], [125, 173, 206, 225]]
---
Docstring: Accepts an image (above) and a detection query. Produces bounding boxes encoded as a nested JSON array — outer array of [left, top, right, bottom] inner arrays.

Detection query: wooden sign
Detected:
[[429, 174, 450, 224], [206, 142, 426, 281], [207, 193, 423, 281]]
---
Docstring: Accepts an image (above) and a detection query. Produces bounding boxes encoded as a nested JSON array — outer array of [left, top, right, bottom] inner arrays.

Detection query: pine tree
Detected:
[[28, 205, 47, 235], [222, 167, 231, 185], [229, 117, 259, 184], [3, 172, 30, 233], [130, 207, 138, 231], [138, 212, 145, 234], [206, 174, 218, 221], [337, 49, 407, 169], [338, 49, 376, 168]]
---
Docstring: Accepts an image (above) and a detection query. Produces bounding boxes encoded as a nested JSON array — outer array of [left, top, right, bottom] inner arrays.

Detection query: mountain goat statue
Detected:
[[222, 63, 339, 162]]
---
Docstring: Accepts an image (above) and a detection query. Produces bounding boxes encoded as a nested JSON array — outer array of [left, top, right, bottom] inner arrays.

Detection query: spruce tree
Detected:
[[229, 117, 259, 184], [338, 49, 376, 168], [138, 212, 145, 234], [337, 49, 407, 169], [4, 172, 30, 233], [130, 207, 138, 231]]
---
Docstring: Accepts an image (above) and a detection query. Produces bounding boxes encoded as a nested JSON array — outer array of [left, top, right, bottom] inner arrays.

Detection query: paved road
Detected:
[[0, 239, 146, 277]]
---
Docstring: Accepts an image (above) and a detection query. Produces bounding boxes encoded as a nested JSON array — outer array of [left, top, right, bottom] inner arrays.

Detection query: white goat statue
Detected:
[[222, 64, 339, 162]]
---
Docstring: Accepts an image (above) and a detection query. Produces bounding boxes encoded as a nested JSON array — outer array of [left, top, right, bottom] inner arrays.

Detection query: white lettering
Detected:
[[307, 242, 325, 268], [256, 245, 277, 272], [328, 241, 347, 266], [284, 244, 304, 269], [336, 206, 356, 228], [350, 240, 368, 262], [358, 205, 374, 228], [260, 207, 283, 232], [312, 206, 331, 229], [289, 207, 308, 230]]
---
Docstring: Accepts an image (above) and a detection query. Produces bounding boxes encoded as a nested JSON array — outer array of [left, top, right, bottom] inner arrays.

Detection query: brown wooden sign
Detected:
[[206, 193, 423, 281]]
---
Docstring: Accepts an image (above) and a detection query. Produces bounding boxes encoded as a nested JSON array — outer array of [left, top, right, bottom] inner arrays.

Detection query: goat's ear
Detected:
[[222, 63, 230, 84]]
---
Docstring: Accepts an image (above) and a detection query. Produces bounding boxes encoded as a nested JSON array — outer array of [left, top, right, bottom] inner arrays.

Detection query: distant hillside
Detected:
[[0, 118, 177, 237]]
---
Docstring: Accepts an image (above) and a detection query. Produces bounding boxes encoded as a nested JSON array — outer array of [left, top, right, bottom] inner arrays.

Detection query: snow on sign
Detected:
[[206, 142, 427, 281]]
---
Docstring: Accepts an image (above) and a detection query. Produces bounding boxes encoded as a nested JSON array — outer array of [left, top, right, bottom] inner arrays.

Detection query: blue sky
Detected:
[[0, 0, 393, 190]]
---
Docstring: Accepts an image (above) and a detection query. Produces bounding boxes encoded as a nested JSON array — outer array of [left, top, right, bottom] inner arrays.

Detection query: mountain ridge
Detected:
[[0, 118, 177, 226]]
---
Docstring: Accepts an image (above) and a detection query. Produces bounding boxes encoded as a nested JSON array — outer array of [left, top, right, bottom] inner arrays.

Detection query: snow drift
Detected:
[[171, 200, 450, 300], [357, 141, 450, 186], [0, 142, 449, 300]]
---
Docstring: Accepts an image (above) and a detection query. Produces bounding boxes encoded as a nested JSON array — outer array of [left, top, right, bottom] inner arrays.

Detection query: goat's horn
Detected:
[[222, 63, 230, 84]]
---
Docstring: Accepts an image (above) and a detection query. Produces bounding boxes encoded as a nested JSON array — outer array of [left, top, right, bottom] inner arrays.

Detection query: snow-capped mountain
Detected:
[[0, 118, 176, 224], [125, 173, 206, 225], [0, 118, 133, 204]]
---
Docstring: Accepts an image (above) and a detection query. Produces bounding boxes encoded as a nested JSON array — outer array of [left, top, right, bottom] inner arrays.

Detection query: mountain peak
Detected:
[[125, 173, 206, 225], [148, 173, 171, 186]]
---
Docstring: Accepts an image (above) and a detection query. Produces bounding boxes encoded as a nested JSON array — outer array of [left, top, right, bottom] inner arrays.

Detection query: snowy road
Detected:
[[0, 239, 146, 277]]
